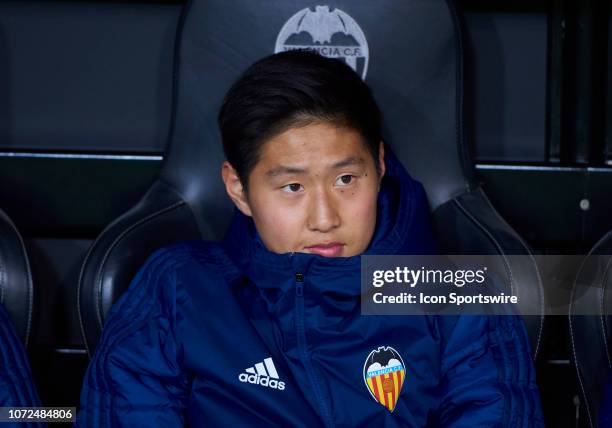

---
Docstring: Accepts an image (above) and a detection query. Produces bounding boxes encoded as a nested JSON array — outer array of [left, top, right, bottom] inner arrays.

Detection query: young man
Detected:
[[77, 50, 544, 427]]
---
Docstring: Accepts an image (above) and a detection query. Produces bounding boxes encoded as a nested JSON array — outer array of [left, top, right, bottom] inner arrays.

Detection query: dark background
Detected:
[[0, 0, 610, 426]]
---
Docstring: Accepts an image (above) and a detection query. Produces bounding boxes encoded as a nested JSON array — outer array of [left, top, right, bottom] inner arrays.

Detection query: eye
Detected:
[[281, 183, 304, 193], [335, 174, 355, 186]]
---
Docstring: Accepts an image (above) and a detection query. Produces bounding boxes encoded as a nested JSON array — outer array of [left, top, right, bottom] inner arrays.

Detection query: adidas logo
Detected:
[[238, 357, 286, 391]]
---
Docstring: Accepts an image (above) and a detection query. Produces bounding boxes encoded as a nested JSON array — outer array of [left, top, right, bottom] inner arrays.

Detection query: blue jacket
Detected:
[[600, 371, 612, 426], [0, 303, 44, 428], [77, 151, 544, 427]]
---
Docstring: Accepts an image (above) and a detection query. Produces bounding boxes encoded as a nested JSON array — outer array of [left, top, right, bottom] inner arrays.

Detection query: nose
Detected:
[[307, 186, 341, 233]]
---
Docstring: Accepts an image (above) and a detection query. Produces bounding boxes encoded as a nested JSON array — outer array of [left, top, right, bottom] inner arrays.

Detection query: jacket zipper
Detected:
[[294, 272, 334, 428]]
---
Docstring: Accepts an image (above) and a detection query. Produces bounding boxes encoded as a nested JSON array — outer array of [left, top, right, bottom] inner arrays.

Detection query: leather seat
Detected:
[[0, 207, 34, 346], [569, 230, 612, 427], [78, 0, 545, 360]]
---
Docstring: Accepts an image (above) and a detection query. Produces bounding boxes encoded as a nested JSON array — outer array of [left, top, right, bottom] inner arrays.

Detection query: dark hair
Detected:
[[218, 50, 382, 190]]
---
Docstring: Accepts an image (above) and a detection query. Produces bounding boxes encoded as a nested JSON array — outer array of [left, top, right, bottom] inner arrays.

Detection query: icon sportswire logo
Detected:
[[238, 357, 286, 391]]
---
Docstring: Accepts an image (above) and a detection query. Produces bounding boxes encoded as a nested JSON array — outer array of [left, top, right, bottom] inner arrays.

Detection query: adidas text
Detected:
[[238, 373, 286, 390]]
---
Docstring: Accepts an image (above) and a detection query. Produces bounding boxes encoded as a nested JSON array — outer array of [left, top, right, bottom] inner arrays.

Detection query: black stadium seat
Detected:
[[77, 0, 545, 360], [570, 230, 612, 427], [0, 207, 34, 347]]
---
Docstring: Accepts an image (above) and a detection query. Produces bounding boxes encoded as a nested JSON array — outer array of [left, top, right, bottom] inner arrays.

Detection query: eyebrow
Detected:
[[332, 156, 366, 169], [265, 165, 307, 177], [265, 156, 366, 177]]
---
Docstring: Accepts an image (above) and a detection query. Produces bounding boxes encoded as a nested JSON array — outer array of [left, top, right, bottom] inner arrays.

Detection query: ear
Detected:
[[377, 141, 386, 189], [221, 161, 253, 217]]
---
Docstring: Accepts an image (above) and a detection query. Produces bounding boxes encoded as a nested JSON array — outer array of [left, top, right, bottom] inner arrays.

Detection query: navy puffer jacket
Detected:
[[77, 150, 544, 427]]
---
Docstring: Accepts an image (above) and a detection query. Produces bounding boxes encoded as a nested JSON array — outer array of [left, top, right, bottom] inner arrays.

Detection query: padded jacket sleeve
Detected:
[[433, 315, 544, 427], [600, 371, 612, 427], [76, 249, 190, 428], [0, 303, 43, 428]]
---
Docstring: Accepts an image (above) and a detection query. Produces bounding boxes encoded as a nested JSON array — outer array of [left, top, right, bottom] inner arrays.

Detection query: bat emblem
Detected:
[[275, 5, 370, 79], [363, 346, 406, 412]]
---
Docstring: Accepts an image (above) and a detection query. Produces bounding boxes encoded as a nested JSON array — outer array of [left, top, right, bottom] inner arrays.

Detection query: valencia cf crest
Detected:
[[274, 5, 370, 79], [363, 346, 406, 412]]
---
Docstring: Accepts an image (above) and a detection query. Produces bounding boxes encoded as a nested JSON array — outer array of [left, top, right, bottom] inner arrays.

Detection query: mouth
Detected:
[[304, 242, 345, 257]]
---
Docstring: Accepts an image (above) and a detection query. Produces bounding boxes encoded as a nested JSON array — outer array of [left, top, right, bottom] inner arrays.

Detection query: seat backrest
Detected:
[[569, 230, 612, 428], [79, 0, 543, 359], [159, 0, 473, 236], [0, 208, 34, 346]]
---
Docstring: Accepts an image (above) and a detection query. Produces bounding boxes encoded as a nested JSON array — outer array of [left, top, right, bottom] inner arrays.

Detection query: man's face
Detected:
[[222, 121, 385, 257]]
